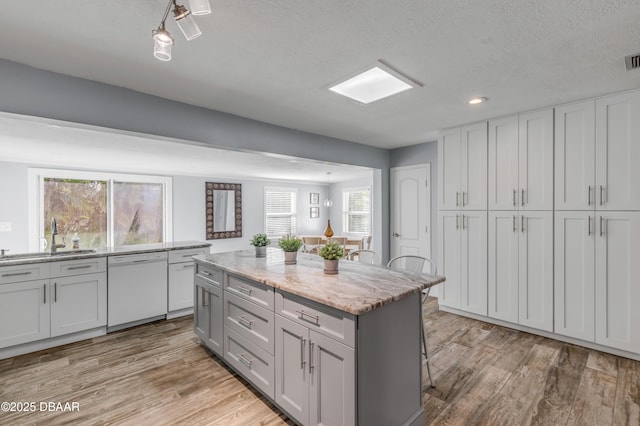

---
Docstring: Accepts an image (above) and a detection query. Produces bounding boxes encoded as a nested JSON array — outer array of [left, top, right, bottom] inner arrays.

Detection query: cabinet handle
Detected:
[[600, 216, 605, 237], [309, 341, 315, 374], [462, 215, 466, 230], [67, 265, 92, 270], [521, 189, 525, 206], [600, 185, 604, 206], [513, 189, 517, 207], [182, 264, 194, 270], [238, 353, 253, 368], [237, 315, 253, 329], [296, 309, 320, 324], [588, 216, 592, 236], [588, 186, 592, 206], [201, 287, 206, 308], [301, 337, 306, 369], [43, 284, 46, 304], [456, 192, 460, 207], [513, 215, 517, 233], [1, 271, 32, 277], [54, 282, 57, 303], [462, 192, 467, 206], [237, 286, 252, 296], [456, 214, 460, 230], [521, 216, 526, 233], [200, 270, 211, 276]]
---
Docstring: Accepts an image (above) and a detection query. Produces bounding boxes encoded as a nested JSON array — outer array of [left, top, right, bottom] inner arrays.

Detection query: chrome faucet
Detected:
[[50, 218, 66, 254]]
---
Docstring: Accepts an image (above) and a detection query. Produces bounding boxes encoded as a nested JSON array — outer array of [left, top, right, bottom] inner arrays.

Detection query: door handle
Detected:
[[588, 186, 592, 206], [456, 191, 460, 207], [456, 215, 460, 230], [309, 341, 315, 374], [600, 216, 605, 237], [600, 186, 605, 206], [301, 337, 306, 370], [462, 192, 467, 206], [513, 215, 517, 233], [462, 215, 466, 230], [54, 282, 57, 303], [521, 189, 525, 207], [588, 216, 592, 236], [521, 216, 526, 233], [513, 189, 517, 207], [43, 283, 46, 304]]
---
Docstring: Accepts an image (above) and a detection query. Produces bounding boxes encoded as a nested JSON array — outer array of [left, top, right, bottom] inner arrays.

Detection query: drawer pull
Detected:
[[301, 337, 306, 369], [309, 341, 315, 373], [296, 309, 320, 324], [1, 271, 32, 277], [54, 282, 57, 302], [67, 265, 92, 270], [238, 353, 253, 368], [182, 264, 194, 269], [200, 270, 212, 276], [237, 315, 253, 329], [237, 286, 252, 296], [182, 254, 196, 258], [43, 283, 46, 304]]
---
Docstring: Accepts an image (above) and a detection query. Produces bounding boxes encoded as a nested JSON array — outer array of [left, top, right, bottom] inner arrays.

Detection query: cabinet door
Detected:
[[554, 212, 595, 341], [518, 212, 553, 332], [206, 283, 224, 356], [595, 212, 640, 353], [438, 128, 462, 210], [309, 330, 356, 426], [168, 262, 196, 311], [437, 212, 461, 309], [461, 122, 488, 210], [194, 279, 208, 342], [518, 109, 554, 210], [0, 281, 49, 348], [275, 315, 309, 426], [461, 211, 488, 315], [50, 273, 107, 337], [488, 211, 519, 323], [555, 101, 596, 210], [595, 91, 640, 210], [489, 116, 519, 210]]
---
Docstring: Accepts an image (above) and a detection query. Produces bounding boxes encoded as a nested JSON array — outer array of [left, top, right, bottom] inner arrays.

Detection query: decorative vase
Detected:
[[255, 246, 267, 258], [323, 259, 339, 275], [324, 220, 334, 238], [284, 251, 298, 265]]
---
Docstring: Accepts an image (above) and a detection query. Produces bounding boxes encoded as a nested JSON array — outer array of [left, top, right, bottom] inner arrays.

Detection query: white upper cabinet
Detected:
[[439, 122, 487, 211], [595, 91, 640, 211], [555, 101, 596, 210], [489, 110, 553, 210]]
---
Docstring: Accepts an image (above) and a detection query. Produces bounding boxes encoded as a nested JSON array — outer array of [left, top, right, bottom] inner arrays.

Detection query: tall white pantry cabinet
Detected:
[[438, 89, 640, 358]]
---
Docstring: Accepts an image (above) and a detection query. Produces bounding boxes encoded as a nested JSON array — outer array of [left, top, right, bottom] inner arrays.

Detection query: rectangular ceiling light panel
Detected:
[[329, 66, 413, 104]]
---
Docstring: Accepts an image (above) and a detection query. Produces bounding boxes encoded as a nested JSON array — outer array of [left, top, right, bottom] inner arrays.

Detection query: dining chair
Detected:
[[386, 255, 436, 388], [301, 236, 322, 254], [362, 235, 373, 250], [347, 249, 379, 265]]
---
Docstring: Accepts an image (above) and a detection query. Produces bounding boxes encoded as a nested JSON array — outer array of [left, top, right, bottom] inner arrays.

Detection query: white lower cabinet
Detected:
[[194, 277, 223, 356], [168, 247, 208, 313], [275, 315, 355, 426], [0, 280, 49, 348], [438, 211, 487, 315], [50, 272, 107, 337], [488, 211, 553, 332]]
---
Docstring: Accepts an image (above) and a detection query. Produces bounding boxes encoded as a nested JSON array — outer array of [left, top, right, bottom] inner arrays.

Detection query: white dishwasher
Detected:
[[108, 251, 168, 328]]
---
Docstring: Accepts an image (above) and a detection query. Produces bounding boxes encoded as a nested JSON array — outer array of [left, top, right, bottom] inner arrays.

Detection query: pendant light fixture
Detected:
[[323, 172, 334, 207], [152, 0, 211, 61]]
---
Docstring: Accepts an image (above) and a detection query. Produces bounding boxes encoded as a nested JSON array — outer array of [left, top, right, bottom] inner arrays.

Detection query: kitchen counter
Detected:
[[194, 248, 445, 315], [0, 241, 211, 266]]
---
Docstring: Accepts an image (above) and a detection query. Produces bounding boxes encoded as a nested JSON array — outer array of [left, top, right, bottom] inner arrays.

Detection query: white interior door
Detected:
[[390, 164, 431, 261]]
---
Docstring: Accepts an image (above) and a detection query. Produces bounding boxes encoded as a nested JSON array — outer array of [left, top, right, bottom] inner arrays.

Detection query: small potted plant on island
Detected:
[[318, 240, 344, 275], [278, 235, 303, 265], [250, 233, 270, 258]]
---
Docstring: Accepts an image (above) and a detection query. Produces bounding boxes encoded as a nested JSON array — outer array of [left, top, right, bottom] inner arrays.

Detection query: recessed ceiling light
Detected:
[[468, 97, 488, 105], [329, 65, 417, 104]]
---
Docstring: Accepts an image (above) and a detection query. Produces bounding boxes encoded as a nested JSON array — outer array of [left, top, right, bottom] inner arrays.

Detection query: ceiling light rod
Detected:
[[152, 0, 211, 62]]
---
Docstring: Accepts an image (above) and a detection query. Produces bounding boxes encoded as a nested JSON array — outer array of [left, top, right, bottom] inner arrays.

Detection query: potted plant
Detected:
[[278, 235, 303, 264], [250, 233, 270, 257], [318, 240, 344, 274]]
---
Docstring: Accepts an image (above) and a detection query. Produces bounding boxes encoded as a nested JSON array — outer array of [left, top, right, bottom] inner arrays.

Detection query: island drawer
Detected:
[[168, 248, 208, 264], [224, 326, 275, 400], [196, 263, 223, 286], [275, 291, 356, 347], [50, 257, 106, 278], [224, 291, 274, 355], [0, 263, 50, 285], [225, 274, 274, 310]]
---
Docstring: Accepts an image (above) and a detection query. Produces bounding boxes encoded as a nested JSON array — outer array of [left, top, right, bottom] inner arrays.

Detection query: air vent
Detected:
[[625, 53, 640, 71]]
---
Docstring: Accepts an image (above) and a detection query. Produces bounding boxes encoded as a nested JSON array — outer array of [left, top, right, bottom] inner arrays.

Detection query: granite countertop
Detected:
[[194, 248, 446, 315], [0, 241, 211, 266]]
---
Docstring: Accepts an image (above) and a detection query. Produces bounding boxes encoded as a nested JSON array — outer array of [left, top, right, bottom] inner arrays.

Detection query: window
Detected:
[[343, 187, 371, 234], [30, 169, 172, 251], [264, 187, 297, 237]]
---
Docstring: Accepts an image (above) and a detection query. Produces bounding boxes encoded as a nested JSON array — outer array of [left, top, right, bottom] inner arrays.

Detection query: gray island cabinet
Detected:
[[193, 249, 445, 426]]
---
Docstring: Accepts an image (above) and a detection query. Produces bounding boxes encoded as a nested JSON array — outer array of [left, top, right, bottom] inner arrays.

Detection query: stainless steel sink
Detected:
[[0, 249, 97, 261]]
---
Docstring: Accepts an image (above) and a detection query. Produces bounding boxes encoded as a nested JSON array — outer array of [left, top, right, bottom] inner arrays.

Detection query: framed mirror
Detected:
[[206, 182, 242, 239]]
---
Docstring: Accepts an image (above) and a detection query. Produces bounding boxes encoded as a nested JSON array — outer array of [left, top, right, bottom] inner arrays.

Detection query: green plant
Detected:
[[318, 241, 344, 260], [278, 235, 303, 252], [250, 233, 270, 247]]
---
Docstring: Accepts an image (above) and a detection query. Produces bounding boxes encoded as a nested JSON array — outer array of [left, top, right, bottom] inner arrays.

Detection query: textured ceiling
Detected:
[[0, 1, 639, 149]]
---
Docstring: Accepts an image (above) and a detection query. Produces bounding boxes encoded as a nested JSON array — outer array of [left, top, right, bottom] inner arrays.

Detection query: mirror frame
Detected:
[[205, 182, 242, 239]]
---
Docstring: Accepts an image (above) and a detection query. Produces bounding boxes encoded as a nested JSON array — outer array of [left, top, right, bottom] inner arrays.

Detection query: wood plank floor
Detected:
[[0, 298, 638, 425]]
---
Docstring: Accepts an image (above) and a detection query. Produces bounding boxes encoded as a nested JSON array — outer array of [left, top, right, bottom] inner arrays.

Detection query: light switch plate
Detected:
[[0, 222, 12, 232]]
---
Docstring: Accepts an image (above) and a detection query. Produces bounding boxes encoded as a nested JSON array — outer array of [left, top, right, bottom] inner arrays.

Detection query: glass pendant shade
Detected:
[[174, 5, 201, 40], [323, 199, 333, 207], [189, 0, 211, 15], [152, 29, 174, 61]]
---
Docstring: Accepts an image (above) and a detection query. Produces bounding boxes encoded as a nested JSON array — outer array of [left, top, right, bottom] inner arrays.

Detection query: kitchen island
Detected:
[[193, 249, 445, 426]]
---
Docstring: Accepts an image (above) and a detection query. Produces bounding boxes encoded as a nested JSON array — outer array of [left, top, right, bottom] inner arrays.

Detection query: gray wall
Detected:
[[0, 59, 392, 260], [389, 141, 438, 264]]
